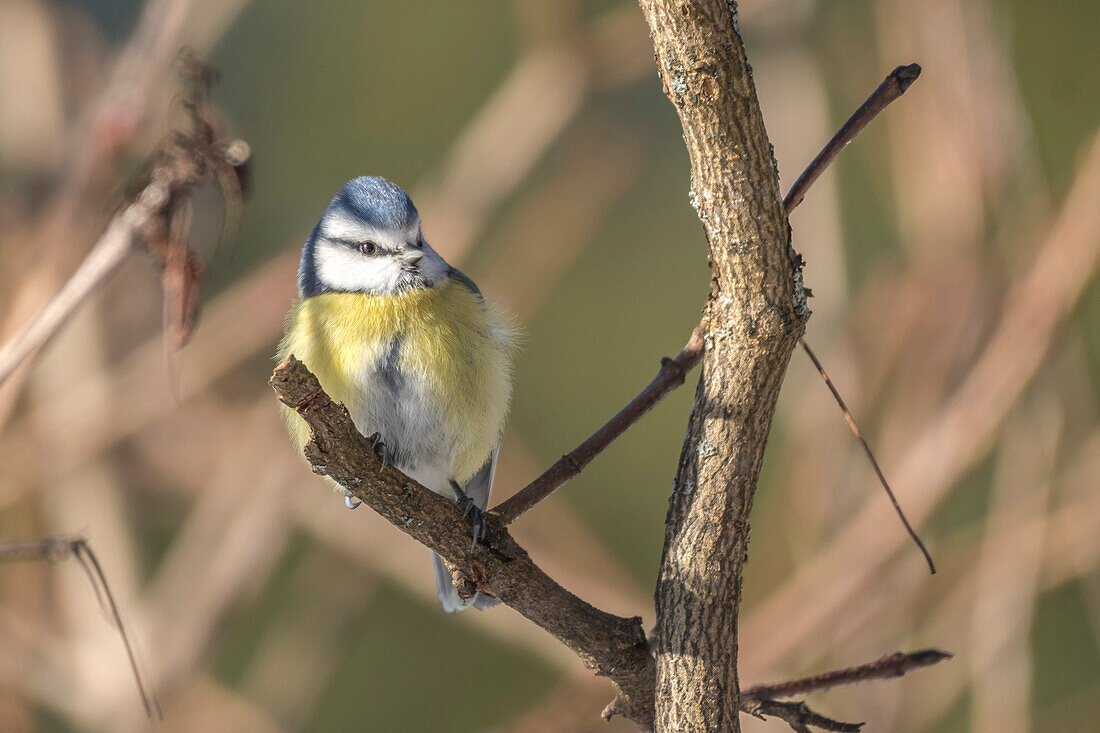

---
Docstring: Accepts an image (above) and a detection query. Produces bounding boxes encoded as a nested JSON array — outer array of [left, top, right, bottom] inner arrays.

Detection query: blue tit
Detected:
[[278, 176, 513, 612]]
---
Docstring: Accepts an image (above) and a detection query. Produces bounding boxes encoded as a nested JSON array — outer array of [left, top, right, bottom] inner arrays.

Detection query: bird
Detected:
[[277, 176, 513, 612]]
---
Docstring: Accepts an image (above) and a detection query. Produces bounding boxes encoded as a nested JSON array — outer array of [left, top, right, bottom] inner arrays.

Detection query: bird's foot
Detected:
[[368, 432, 391, 470], [461, 503, 487, 551], [449, 480, 487, 551], [344, 489, 361, 510]]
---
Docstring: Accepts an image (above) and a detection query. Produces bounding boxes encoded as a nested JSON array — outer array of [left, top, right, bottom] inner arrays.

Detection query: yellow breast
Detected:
[[277, 280, 512, 483]]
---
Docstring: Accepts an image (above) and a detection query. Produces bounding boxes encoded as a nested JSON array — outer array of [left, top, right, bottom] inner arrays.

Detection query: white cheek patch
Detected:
[[314, 241, 403, 293]]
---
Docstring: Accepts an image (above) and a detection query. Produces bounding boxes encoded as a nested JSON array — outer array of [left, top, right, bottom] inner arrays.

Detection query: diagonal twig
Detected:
[[0, 536, 161, 719], [783, 64, 922, 214], [270, 356, 657, 729], [744, 649, 952, 700], [492, 325, 705, 524], [798, 338, 936, 573], [0, 205, 148, 388]]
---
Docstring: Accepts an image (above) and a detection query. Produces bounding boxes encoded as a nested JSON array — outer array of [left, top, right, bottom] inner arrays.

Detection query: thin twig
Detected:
[[798, 340, 936, 573], [0, 536, 161, 719], [71, 540, 162, 721], [744, 649, 952, 700], [741, 697, 863, 733], [492, 325, 705, 524], [783, 64, 921, 215], [782, 62, 935, 573], [742, 129, 1100, 674], [0, 211, 144, 387]]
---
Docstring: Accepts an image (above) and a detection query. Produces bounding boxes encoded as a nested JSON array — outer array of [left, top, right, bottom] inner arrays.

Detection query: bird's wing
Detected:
[[465, 440, 499, 511]]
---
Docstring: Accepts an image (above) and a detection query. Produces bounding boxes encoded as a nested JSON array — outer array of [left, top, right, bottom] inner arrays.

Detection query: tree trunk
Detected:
[[636, 1, 808, 730]]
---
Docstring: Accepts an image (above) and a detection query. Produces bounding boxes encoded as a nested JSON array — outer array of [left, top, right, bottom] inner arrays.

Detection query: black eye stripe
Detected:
[[330, 237, 378, 253]]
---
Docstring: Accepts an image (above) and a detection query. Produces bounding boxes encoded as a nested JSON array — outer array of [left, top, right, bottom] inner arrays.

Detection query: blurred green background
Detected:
[[2, 0, 1098, 731]]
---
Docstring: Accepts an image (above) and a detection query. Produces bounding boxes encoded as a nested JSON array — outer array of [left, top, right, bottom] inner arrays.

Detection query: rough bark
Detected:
[[635, 1, 808, 731]]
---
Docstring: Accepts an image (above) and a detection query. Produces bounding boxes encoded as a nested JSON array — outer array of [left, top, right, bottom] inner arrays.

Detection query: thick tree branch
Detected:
[[270, 356, 656, 729], [638, 1, 805, 729]]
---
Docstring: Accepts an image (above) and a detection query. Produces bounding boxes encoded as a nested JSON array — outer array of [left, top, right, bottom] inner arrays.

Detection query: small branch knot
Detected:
[[660, 354, 687, 383], [561, 452, 582, 475], [451, 566, 477, 601]]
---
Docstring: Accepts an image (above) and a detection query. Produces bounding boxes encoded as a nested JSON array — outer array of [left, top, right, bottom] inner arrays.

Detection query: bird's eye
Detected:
[[414, 234, 424, 248], [358, 242, 376, 255]]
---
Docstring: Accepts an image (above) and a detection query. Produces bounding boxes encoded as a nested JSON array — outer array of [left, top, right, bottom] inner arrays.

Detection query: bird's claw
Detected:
[[466, 504, 487, 551], [368, 432, 391, 471], [344, 489, 361, 510], [453, 488, 487, 551]]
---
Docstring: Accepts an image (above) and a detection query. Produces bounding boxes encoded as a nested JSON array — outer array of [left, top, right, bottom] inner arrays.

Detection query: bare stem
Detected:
[[0, 212, 143, 387], [799, 340, 936, 573], [491, 325, 705, 524], [744, 649, 952, 700], [782, 64, 921, 215]]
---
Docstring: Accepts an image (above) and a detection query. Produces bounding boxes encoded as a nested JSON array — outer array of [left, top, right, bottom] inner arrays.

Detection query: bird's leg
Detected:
[[449, 480, 486, 551], [344, 490, 361, 510]]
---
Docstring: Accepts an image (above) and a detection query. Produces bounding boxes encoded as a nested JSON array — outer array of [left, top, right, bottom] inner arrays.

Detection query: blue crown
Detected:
[[328, 176, 419, 230]]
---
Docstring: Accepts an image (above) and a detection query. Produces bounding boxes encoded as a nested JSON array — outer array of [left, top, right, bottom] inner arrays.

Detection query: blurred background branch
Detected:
[[0, 535, 160, 719], [0, 63, 247, 388]]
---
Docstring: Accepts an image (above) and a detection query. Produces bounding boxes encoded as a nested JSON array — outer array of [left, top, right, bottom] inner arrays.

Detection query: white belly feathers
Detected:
[[352, 334, 457, 497]]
